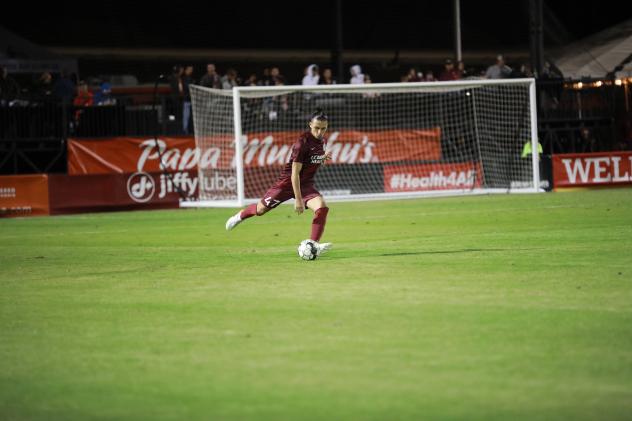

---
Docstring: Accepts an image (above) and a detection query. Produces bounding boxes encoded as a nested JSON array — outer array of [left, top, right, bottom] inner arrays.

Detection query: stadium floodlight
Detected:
[[182, 79, 540, 208]]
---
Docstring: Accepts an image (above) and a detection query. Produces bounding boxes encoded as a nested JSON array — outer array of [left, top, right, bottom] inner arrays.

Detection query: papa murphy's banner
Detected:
[[67, 129, 442, 176], [552, 151, 632, 188], [384, 162, 482, 192]]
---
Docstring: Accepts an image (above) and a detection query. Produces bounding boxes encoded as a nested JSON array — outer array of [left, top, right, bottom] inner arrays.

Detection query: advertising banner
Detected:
[[552, 151, 632, 188], [0, 174, 50, 217], [47, 171, 197, 214], [384, 162, 482, 192], [67, 129, 442, 175]]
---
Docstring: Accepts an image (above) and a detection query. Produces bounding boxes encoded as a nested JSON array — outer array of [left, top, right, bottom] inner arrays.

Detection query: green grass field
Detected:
[[1, 190, 632, 420]]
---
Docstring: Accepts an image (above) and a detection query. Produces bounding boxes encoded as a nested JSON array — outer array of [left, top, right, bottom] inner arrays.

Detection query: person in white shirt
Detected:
[[302, 64, 320, 85], [349, 64, 364, 84]]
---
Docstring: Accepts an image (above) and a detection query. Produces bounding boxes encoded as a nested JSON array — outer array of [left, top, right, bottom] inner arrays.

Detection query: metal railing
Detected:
[[1, 83, 630, 175]]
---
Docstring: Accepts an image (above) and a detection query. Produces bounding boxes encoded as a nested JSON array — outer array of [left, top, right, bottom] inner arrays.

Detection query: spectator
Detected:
[[244, 73, 258, 86], [221, 68, 239, 89], [319, 68, 336, 85], [260, 68, 270, 85], [52, 70, 75, 104], [511, 63, 534, 78], [0, 66, 20, 106], [485, 54, 512, 79], [541, 60, 563, 79], [263, 67, 283, 86], [182, 65, 194, 134], [199, 63, 222, 89], [272, 67, 285, 85], [33, 72, 54, 102], [73, 80, 93, 107], [302, 64, 320, 85], [579, 127, 599, 152], [539, 61, 563, 113], [424, 70, 436, 82], [403, 68, 422, 82], [362, 74, 379, 98], [457, 60, 468, 78], [168, 65, 183, 122], [72, 80, 93, 130], [93, 81, 115, 105], [350, 65, 364, 84], [438, 59, 460, 81]]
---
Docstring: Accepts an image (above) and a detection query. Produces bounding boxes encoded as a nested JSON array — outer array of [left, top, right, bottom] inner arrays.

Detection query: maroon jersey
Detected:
[[273, 131, 327, 189]]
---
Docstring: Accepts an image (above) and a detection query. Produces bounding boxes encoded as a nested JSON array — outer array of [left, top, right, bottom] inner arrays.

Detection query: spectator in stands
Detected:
[[270, 67, 284, 85], [72, 80, 93, 131], [168, 65, 183, 123], [52, 70, 76, 104], [319, 68, 336, 85], [511, 63, 534, 78], [0, 66, 20, 106], [485, 54, 512, 79], [276, 79, 289, 117], [221, 68, 240, 90], [199, 63, 222, 89], [33, 72, 54, 103], [541, 60, 563, 79], [244, 73, 258, 86], [93, 81, 115, 105], [403, 68, 422, 82], [439, 59, 460, 81], [73, 80, 93, 107], [259, 68, 270, 85], [424, 70, 436, 82], [579, 127, 599, 152], [539, 61, 563, 113], [302, 64, 320, 85], [362, 74, 379, 98], [263, 67, 277, 86], [457, 60, 469, 78], [350, 65, 364, 84], [182, 65, 194, 134]]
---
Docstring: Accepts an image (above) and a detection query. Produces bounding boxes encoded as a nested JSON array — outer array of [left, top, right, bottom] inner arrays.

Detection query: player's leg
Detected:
[[305, 192, 332, 255], [225, 187, 290, 231]]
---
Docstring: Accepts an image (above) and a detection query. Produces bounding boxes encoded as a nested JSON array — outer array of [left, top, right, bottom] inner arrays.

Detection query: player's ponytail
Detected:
[[310, 108, 328, 122]]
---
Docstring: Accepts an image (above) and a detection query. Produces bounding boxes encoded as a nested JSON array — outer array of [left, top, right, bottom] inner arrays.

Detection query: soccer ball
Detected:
[[297, 239, 318, 261]]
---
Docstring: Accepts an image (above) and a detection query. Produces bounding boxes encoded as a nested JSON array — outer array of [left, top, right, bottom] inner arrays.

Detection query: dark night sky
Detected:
[[3, 1, 631, 51]]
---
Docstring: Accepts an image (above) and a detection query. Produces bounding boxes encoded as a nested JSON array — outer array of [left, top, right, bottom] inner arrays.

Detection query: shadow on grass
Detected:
[[323, 248, 539, 260], [380, 248, 510, 256]]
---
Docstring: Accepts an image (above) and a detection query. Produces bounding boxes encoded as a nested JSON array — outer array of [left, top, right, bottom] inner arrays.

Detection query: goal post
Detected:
[[183, 78, 540, 208]]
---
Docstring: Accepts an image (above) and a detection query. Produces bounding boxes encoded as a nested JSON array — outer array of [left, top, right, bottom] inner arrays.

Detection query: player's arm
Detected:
[[291, 161, 304, 214]]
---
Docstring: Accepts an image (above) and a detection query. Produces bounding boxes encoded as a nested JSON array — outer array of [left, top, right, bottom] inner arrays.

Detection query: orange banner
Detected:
[[67, 129, 442, 175], [553, 151, 632, 188], [384, 162, 482, 192], [0, 174, 50, 217]]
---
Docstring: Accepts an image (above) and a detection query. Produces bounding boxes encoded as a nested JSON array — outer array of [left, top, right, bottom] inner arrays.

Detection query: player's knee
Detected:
[[256, 203, 267, 216]]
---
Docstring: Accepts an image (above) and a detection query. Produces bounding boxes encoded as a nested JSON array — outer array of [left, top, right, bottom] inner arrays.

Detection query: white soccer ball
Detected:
[[297, 239, 318, 261]]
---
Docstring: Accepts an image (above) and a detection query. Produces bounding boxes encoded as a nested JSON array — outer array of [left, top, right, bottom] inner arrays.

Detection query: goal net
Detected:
[[184, 79, 539, 207]]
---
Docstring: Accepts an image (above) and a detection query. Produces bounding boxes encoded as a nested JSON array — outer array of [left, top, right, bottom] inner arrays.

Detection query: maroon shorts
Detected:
[[260, 185, 321, 209]]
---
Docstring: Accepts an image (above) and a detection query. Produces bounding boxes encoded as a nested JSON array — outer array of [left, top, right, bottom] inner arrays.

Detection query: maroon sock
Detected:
[[310, 207, 329, 242], [239, 203, 258, 220]]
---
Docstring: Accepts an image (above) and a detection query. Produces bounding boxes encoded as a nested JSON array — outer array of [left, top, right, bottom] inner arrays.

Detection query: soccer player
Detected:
[[225, 109, 333, 256]]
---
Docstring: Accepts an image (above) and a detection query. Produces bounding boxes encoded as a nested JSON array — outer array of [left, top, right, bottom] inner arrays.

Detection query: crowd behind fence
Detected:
[[1, 58, 632, 176]]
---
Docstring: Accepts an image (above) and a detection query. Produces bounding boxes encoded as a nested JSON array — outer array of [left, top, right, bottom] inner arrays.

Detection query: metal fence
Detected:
[[1, 82, 631, 175]]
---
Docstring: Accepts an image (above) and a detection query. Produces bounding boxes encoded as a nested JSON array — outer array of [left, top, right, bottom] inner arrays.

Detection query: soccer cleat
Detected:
[[315, 242, 332, 256], [225, 213, 243, 231]]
